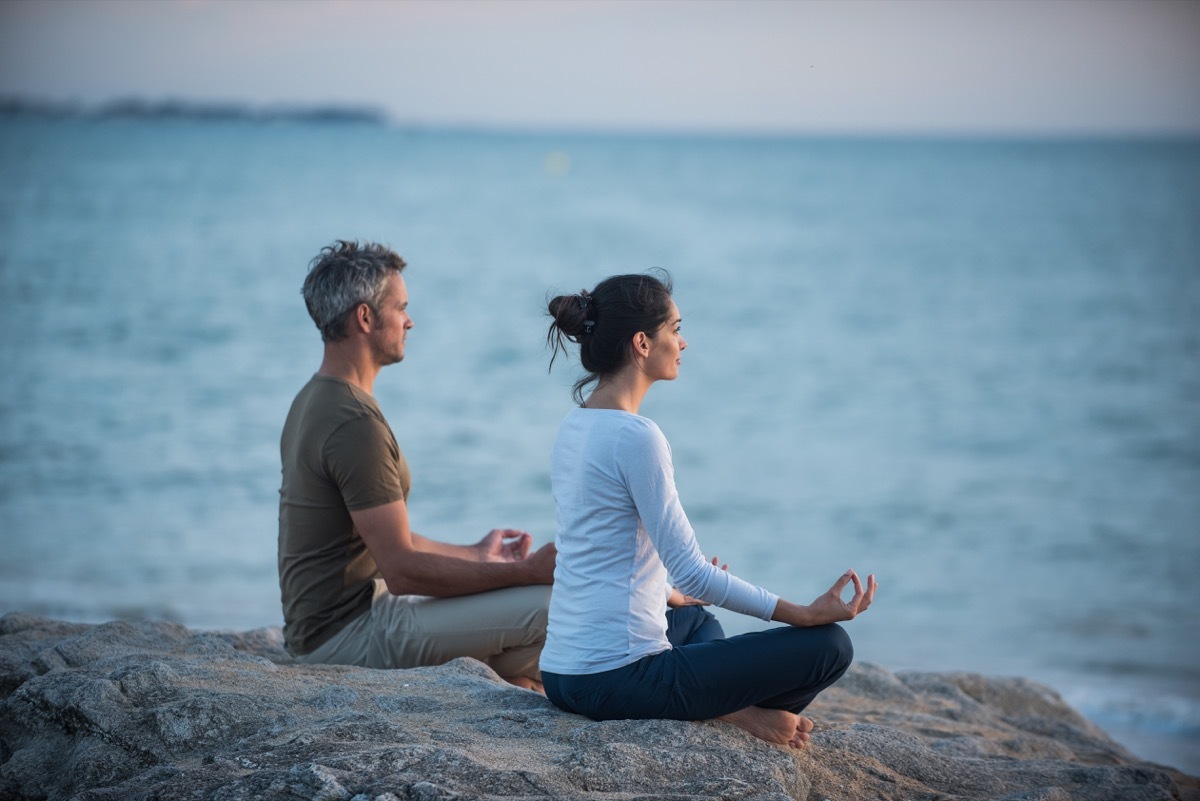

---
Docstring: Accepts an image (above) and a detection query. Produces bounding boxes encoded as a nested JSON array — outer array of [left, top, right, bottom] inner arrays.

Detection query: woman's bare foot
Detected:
[[719, 707, 814, 749], [503, 676, 545, 694]]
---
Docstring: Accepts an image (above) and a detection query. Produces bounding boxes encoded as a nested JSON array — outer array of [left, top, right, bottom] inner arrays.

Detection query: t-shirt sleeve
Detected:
[[617, 421, 778, 621], [323, 414, 409, 511]]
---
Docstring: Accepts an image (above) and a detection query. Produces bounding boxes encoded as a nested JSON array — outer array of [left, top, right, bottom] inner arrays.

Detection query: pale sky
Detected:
[[1, 0, 1198, 136]]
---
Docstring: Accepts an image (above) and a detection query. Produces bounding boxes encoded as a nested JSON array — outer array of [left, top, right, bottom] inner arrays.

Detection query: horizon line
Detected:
[[4, 94, 1199, 143]]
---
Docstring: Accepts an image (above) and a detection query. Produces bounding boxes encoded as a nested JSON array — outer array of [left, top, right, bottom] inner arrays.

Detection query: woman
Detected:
[[540, 271, 877, 748]]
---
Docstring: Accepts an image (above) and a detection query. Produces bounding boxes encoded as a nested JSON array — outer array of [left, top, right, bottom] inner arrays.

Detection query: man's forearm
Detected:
[[380, 549, 538, 597], [408, 532, 479, 560], [351, 501, 553, 596]]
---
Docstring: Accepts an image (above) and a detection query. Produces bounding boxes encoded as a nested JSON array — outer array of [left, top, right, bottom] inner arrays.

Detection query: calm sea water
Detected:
[[1, 117, 1197, 773]]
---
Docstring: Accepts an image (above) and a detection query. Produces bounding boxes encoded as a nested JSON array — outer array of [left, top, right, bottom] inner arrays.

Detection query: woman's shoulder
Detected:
[[611, 413, 670, 456], [573, 407, 661, 431], [560, 408, 666, 446]]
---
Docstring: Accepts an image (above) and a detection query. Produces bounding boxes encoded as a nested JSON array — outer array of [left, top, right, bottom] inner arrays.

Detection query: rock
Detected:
[[0, 614, 1194, 801]]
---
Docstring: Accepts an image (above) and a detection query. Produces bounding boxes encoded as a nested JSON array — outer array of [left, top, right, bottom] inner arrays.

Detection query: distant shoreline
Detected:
[[6, 97, 1200, 143], [0, 96, 386, 125]]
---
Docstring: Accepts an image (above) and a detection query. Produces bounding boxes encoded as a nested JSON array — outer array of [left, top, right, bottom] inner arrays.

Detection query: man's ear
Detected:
[[353, 303, 373, 333]]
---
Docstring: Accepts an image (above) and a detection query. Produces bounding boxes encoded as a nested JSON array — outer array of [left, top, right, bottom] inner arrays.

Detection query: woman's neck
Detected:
[[584, 370, 652, 415]]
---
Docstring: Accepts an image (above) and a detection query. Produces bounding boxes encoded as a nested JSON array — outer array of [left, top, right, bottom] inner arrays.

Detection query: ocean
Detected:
[[1, 116, 1197, 774]]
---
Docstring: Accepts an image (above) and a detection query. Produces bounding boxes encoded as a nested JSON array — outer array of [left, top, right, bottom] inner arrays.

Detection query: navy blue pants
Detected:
[[542, 606, 853, 722]]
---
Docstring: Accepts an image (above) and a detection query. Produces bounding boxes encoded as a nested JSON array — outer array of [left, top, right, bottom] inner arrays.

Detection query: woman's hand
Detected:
[[808, 569, 876, 623], [772, 569, 878, 628], [667, 588, 707, 607]]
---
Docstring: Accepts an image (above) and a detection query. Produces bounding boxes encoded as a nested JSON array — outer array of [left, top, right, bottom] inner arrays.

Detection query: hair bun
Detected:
[[548, 292, 591, 338]]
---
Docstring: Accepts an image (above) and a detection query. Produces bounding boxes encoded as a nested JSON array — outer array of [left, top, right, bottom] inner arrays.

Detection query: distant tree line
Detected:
[[0, 96, 387, 125]]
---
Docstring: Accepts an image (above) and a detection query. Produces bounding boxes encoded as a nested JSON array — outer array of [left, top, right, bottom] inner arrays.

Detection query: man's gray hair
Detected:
[[302, 240, 407, 343]]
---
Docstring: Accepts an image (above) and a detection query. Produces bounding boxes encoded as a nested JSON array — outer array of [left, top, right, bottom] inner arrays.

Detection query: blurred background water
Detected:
[[0, 116, 1197, 773]]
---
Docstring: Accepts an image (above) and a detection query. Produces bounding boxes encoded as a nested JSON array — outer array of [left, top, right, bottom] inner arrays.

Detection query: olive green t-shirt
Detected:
[[278, 375, 411, 655]]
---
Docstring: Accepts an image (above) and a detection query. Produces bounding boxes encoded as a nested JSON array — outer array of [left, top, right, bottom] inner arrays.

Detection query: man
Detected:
[[278, 240, 555, 690]]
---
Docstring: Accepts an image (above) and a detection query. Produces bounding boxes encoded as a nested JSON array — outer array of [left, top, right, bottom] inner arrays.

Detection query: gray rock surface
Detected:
[[0, 613, 1195, 800]]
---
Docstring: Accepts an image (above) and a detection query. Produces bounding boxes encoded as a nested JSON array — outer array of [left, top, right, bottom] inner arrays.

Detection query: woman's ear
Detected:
[[631, 331, 651, 357]]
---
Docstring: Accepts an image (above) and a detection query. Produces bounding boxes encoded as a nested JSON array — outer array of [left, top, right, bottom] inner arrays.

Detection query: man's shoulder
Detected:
[[295, 375, 385, 421], [283, 376, 394, 456]]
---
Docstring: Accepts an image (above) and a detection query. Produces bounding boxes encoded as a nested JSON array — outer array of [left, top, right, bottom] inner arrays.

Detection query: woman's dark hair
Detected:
[[546, 270, 675, 404]]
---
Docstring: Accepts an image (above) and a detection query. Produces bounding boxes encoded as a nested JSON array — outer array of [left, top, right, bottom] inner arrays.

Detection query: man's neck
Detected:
[[316, 345, 380, 395]]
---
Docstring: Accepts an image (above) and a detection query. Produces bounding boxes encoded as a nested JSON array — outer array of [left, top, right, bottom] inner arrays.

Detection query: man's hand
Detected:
[[476, 529, 532, 562], [522, 541, 557, 584]]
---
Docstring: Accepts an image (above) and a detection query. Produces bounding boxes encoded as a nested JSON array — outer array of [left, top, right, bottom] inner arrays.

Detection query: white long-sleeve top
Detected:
[[539, 407, 779, 675]]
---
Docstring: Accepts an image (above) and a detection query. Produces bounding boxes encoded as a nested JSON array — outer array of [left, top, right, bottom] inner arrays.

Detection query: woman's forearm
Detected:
[[772, 570, 877, 627], [771, 598, 818, 627]]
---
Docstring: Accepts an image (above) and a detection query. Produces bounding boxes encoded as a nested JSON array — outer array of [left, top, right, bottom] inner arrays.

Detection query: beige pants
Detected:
[[295, 580, 550, 680]]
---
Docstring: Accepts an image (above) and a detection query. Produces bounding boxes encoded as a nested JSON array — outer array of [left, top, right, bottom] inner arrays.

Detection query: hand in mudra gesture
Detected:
[[477, 529, 532, 562], [808, 569, 877, 624]]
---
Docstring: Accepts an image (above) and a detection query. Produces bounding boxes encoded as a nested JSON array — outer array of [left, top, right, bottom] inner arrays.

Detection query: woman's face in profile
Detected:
[[643, 299, 687, 382]]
